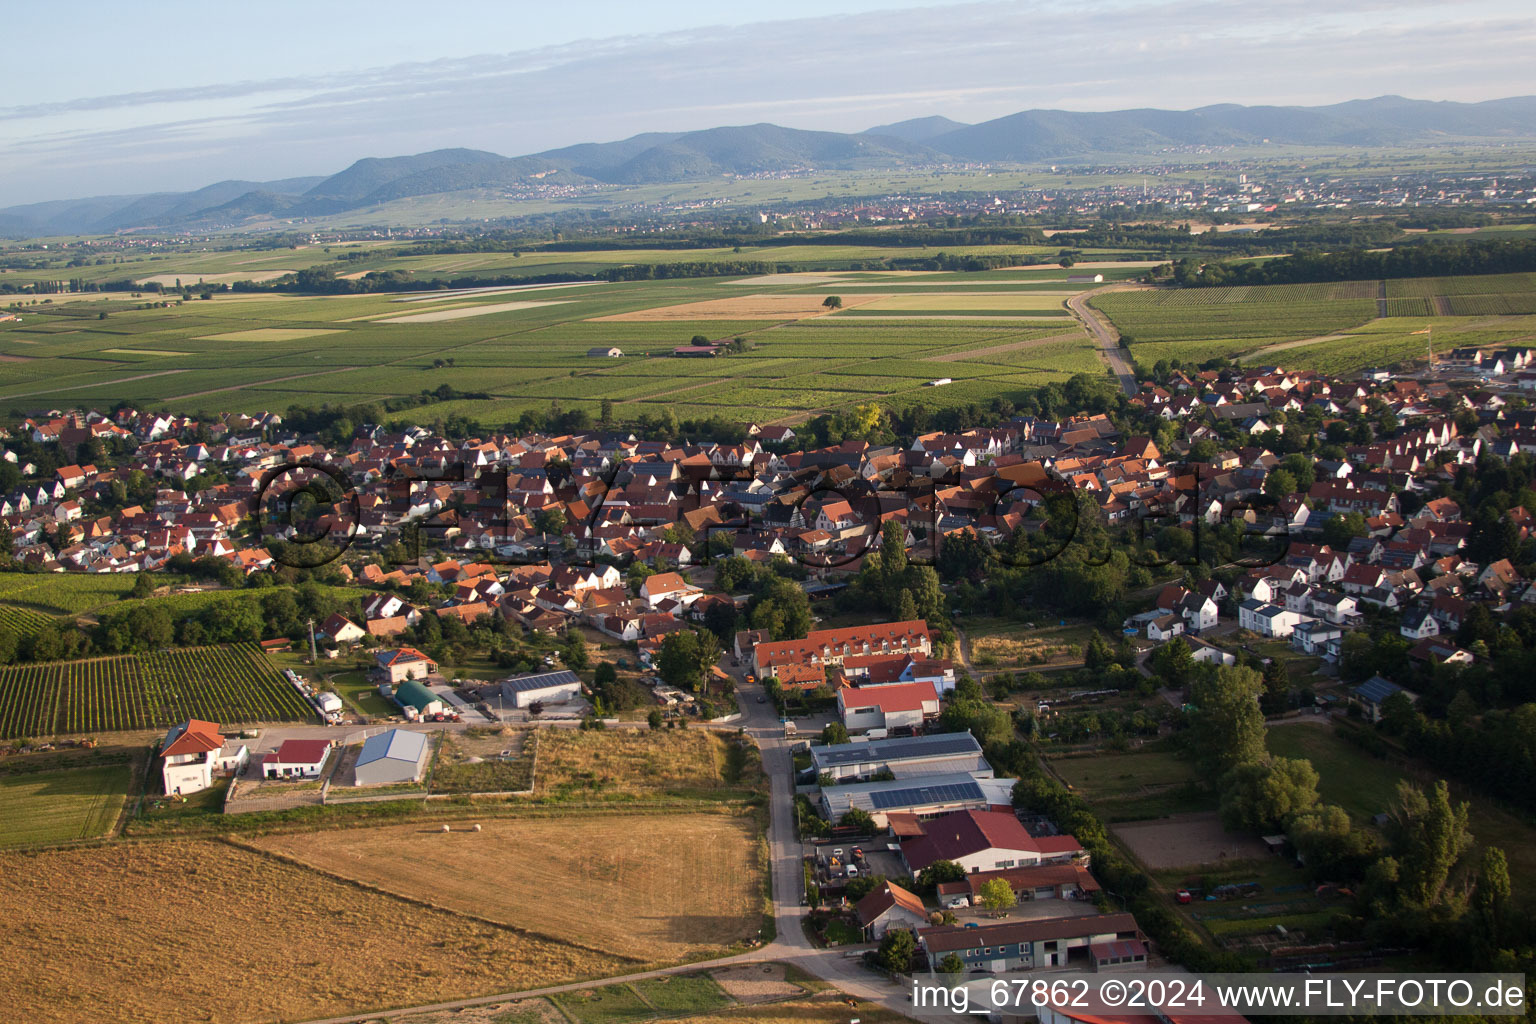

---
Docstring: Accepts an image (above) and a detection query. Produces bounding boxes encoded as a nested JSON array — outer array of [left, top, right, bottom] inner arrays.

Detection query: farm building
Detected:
[[672, 345, 720, 357], [1066, 273, 1105, 283], [810, 731, 990, 782], [394, 678, 444, 718], [855, 881, 930, 940], [586, 346, 624, 357], [260, 739, 332, 779], [160, 719, 248, 795], [499, 669, 582, 709], [918, 912, 1143, 973], [376, 646, 436, 683], [353, 729, 431, 786]]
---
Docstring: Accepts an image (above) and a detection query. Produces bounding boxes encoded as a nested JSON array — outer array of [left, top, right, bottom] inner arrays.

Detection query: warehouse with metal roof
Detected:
[[353, 729, 431, 786], [818, 771, 1011, 827], [810, 731, 990, 782], [499, 669, 581, 709]]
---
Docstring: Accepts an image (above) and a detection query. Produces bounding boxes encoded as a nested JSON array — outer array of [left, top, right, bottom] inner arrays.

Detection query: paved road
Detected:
[[293, 676, 948, 1024], [1067, 285, 1144, 397]]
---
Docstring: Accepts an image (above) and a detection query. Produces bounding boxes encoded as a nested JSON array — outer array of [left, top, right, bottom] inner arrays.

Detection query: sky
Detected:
[[3, 0, 1534, 207]]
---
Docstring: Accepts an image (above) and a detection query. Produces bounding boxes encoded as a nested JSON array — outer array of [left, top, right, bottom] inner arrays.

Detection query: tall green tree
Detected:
[[1385, 780, 1473, 908], [1187, 665, 1266, 777]]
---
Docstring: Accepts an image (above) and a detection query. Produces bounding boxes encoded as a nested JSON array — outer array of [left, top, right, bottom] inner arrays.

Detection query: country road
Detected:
[[1067, 285, 1145, 397], [295, 674, 949, 1024]]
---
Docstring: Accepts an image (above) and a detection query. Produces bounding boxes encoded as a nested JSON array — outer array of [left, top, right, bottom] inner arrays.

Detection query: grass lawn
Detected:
[[1265, 723, 1403, 821], [327, 670, 397, 718], [555, 984, 655, 1024], [1051, 750, 1215, 819], [630, 975, 733, 1015], [822, 918, 864, 945], [0, 763, 132, 847], [1267, 722, 1536, 911]]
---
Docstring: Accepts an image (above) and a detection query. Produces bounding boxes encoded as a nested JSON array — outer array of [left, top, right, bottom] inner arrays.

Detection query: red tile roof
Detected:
[[901, 809, 1040, 872], [269, 739, 331, 766], [161, 719, 223, 758]]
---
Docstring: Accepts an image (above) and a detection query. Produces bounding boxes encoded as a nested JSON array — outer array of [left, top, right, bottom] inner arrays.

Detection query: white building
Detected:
[[353, 729, 431, 786], [1238, 598, 1307, 638], [160, 719, 248, 795], [500, 669, 583, 709]]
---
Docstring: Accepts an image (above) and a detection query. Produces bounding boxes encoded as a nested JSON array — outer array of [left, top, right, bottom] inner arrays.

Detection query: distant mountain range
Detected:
[[6, 95, 1536, 236]]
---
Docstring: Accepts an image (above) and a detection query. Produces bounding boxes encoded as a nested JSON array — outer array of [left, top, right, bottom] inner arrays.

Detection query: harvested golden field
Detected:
[[534, 726, 726, 796], [590, 293, 880, 321], [0, 840, 629, 1024], [252, 811, 764, 959]]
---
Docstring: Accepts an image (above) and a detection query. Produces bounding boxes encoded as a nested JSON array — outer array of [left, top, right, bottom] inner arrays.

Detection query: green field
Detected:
[[1093, 274, 1536, 373], [0, 763, 132, 847], [1267, 722, 1536, 911], [0, 263, 1115, 424], [1051, 749, 1215, 819], [0, 643, 313, 739]]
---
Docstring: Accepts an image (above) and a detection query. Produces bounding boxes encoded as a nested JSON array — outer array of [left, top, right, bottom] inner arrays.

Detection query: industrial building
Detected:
[[810, 732, 990, 782], [353, 729, 431, 786]]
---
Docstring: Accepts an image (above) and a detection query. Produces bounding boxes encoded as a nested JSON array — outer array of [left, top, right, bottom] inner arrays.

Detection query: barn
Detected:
[[500, 669, 582, 709], [353, 729, 431, 786]]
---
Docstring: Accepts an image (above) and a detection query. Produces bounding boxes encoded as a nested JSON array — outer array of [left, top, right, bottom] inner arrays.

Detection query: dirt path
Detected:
[[1067, 284, 1145, 396], [928, 330, 1084, 363], [162, 366, 361, 402]]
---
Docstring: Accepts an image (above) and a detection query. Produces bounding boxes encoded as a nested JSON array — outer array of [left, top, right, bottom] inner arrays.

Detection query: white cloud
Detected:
[[3, 0, 1534, 205]]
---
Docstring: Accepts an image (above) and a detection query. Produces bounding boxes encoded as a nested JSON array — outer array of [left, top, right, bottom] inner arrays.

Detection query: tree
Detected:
[[977, 878, 1016, 915], [647, 708, 664, 730], [1385, 779, 1473, 907], [657, 629, 718, 692], [1264, 468, 1298, 500], [1187, 665, 1267, 778], [937, 952, 965, 975], [916, 859, 966, 892], [528, 700, 545, 717], [1150, 637, 1194, 687], [840, 807, 875, 833], [1219, 757, 1321, 832], [1083, 632, 1115, 672], [1473, 846, 1511, 941], [1322, 511, 1368, 549], [561, 630, 590, 671], [822, 295, 843, 310], [129, 573, 155, 600], [845, 873, 888, 901], [821, 721, 849, 745], [1260, 658, 1289, 715], [876, 927, 916, 972]]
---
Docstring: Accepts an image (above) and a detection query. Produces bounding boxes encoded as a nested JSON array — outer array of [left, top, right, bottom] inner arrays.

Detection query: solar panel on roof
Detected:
[[813, 732, 980, 768], [869, 780, 983, 810]]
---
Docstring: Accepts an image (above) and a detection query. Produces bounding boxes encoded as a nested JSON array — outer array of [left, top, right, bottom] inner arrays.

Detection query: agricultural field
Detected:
[[0, 570, 140, 616], [251, 811, 765, 959], [0, 762, 133, 847], [533, 726, 736, 798], [0, 258, 1114, 425], [0, 839, 632, 1024], [1094, 274, 1536, 374], [0, 642, 313, 739]]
